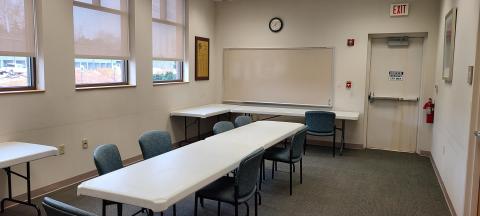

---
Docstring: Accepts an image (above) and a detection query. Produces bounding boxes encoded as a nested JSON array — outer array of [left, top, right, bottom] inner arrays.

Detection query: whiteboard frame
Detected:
[[222, 47, 335, 108]]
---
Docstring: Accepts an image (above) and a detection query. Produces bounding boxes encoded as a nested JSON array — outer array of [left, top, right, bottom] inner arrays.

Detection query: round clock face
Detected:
[[269, 17, 283, 33]]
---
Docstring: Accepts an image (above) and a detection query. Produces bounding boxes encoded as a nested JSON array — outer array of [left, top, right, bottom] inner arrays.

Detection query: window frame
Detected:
[[0, 57, 37, 92], [151, 0, 186, 84], [73, 0, 130, 88], [74, 59, 129, 88], [152, 60, 184, 84]]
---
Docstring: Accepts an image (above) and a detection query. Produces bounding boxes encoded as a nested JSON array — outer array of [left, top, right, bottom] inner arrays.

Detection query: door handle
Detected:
[[474, 131, 480, 137]]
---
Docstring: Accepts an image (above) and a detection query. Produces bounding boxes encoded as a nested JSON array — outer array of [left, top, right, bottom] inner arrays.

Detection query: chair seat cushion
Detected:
[[307, 130, 334, 136], [197, 176, 255, 204], [264, 147, 300, 163]]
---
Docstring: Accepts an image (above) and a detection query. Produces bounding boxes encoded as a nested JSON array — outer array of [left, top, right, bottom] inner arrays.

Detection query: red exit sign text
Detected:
[[390, 3, 409, 17]]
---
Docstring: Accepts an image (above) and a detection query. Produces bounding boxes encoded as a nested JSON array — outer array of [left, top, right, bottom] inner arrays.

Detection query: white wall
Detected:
[[214, 0, 440, 151], [0, 0, 219, 197], [432, 0, 480, 214]]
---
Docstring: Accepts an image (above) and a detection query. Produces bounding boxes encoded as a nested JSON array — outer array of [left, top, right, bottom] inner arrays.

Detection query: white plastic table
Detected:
[[170, 104, 239, 142], [77, 121, 305, 215], [229, 105, 360, 155], [0, 142, 58, 215]]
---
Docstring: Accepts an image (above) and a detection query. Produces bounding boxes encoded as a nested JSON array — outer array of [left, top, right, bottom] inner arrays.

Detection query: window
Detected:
[[0, 0, 36, 91], [152, 0, 185, 83], [73, 0, 129, 87]]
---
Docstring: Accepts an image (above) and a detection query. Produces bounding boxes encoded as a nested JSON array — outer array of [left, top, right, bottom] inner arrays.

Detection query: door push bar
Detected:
[[368, 92, 419, 103]]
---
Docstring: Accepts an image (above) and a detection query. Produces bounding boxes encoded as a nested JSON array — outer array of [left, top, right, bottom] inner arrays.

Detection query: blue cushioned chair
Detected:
[[93, 144, 123, 216], [234, 116, 252, 128], [139, 130, 172, 160], [138, 130, 177, 215], [305, 111, 336, 157], [263, 128, 307, 195], [43, 197, 96, 216], [213, 121, 235, 135], [195, 148, 264, 216]]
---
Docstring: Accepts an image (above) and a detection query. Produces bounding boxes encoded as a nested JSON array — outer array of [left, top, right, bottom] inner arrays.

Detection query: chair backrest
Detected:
[[290, 128, 307, 160], [235, 148, 265, 199], [234, 116, 252, 128], [42, 197, 97, 216], [213, 121, 235, 135], [139, 130, 172, 160], [93, 144, 123, 176], [305, 111, 336, 133]]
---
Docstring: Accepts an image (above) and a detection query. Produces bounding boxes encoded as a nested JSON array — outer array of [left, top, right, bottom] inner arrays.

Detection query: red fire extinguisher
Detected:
[[423, 98, 434, 124]]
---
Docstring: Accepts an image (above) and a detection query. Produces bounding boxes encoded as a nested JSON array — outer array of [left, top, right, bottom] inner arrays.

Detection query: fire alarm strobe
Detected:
[[347, 39, 355, 47], [346, 81, 352, 89]]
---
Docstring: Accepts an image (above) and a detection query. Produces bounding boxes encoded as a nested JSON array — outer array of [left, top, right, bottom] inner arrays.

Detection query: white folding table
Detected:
[[77, 121, 305, 215], [170, 104, 239, 143], [229, 105, 360, 155], [0, 142, 58, 215]]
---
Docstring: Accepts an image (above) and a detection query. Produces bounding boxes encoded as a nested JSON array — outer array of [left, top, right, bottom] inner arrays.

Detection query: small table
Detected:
[[0, 142, 58, 215], [170, 104, 238, 143]]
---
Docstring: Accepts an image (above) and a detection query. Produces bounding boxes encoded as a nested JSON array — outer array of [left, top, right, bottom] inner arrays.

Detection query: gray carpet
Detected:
[[1, 146, 451, 216]]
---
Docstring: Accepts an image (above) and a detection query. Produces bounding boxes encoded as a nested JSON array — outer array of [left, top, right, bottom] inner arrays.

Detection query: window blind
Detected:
[[0, 0, 35, 56], [152, 0, 184, 61], [73, 0, 129, 59]]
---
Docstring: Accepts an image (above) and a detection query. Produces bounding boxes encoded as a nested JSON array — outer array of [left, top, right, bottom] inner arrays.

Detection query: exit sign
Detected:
[[390, 3, 409, 17]]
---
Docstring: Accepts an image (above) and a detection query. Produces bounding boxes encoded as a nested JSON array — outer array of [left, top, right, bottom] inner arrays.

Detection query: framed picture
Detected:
[[442, 8, 457, 82], [195, 37, 210, 80]]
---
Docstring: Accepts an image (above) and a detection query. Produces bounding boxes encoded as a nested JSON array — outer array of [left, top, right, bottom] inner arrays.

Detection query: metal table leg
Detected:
[[1, 162, 41, 215], [340, 120, 346, 155], [197, 118, 201, 140], [184, 117, 188, 144]]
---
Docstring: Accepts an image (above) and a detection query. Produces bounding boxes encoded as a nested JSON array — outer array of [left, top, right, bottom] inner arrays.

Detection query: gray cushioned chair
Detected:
[[93, 144, 123, 216], [139, 130, 172, 160], [213, 121, 235, 135], [43, 197, 96, 216], [234, 116, 252, 128], [195, 148, 265, 216], [263, 128, 307, 195], [305, 111, 336, 157]]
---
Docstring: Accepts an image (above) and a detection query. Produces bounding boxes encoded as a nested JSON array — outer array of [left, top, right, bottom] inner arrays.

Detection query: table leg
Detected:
[[197, 118, 201, 140], [184, 117, 188, 144], [1, 162, 41, 215], [340, 120, 346, 156]]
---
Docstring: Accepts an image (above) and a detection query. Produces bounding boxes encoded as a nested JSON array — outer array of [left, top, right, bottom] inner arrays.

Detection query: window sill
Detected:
[[153, 81, 190, 86], [0, 89, 45, 95], [76, 85, 136, 91]]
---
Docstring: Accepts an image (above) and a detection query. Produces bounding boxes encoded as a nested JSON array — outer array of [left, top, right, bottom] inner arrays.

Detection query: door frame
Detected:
[[465, 18, 480, 216], [364, 33, 428, 153]]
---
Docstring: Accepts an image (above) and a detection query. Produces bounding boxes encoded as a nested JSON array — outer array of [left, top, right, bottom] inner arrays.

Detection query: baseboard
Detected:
[[4, 154, 143, 209], [423, 151, 457, 216], [306, 139, 363, 150]]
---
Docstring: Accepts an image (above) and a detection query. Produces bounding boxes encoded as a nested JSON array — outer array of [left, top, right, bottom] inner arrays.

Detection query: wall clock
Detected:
[[269, 17, 283, 33]]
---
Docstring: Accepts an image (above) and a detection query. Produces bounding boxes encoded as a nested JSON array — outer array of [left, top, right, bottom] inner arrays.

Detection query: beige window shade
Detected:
[[73, 0, 129, 59], [0, 0, 35, 56], [223, 48, 334, 107], [152, 0, 184, 61]]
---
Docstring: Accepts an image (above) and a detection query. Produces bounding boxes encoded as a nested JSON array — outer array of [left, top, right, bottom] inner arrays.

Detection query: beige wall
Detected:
[[214, 0, 440, 152], [432, 0, 480, 215], [0, 0, 219, 197]]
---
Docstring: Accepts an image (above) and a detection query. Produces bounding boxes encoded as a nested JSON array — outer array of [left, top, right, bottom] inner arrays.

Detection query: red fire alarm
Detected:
[[347, 39, 355, 47], [346, 81, 352, 89]]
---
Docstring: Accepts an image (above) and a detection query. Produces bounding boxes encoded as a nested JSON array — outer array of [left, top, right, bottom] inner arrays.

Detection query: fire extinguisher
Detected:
[[423, 98, 434, 124]]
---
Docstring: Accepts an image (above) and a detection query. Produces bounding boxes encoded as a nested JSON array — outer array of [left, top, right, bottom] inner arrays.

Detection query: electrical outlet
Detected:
[[57, 144, 65, 155], [82, 138, 88, 150]]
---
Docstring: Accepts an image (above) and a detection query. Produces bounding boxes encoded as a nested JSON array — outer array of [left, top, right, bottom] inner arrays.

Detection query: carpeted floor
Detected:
[[1, 146, 451, 216]]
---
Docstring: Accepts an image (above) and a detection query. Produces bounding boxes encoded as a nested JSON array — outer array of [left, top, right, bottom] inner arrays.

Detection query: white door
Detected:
[[366, 37, 424, 153]]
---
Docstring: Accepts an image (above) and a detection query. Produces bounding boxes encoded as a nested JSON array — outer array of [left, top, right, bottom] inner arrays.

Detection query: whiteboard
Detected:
[[223, 48, 334, 107]]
